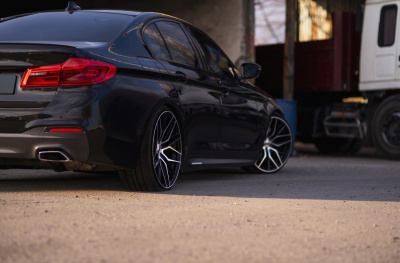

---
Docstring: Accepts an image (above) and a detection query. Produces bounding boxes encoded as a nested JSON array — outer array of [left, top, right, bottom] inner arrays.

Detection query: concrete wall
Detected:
[[2, 0, 255, 67], [105, 0, 255, 66]]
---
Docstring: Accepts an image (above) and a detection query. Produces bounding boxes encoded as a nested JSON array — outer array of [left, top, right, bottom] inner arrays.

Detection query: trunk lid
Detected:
[[0, 43, 81, 108], [0, 43, 85, 133]]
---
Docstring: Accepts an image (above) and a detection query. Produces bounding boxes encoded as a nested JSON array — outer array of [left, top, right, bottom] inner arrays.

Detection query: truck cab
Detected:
[[360, 0, 400, 92]]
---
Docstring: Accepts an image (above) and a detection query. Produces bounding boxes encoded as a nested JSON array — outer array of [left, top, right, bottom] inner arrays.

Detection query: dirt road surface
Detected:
[[1, 145, 399, 263]]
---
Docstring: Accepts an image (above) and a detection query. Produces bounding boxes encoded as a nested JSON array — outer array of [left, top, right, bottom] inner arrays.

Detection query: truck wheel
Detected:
[[314, 137, 363, 154], [119, 106, 182, 191], [371, 96, 400, 160]]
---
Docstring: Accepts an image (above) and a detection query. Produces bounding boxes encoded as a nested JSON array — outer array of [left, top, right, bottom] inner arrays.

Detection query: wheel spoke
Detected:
[[267, 147, 282, 168], [271, 136, 292, 147], [255, 148, 268, 169], [160, 146, 181, 163], [161, 117, 176, 144], [158, 159, 171, 187]]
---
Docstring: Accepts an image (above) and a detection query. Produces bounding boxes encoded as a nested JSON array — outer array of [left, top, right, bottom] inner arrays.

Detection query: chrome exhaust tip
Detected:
[[38, 151, 71, 162]]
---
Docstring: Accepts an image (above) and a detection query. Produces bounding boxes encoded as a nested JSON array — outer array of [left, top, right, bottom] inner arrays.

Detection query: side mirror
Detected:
[[241, 63, 261, 79]]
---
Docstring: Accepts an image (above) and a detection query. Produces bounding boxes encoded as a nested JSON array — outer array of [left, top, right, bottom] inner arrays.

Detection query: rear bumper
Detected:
[[0, 127, 89, 161], [0, 86, 150, 170]]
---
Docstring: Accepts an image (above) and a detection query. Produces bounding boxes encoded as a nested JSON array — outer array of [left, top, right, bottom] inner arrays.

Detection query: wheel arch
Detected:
[[99, 82, 183, 168]]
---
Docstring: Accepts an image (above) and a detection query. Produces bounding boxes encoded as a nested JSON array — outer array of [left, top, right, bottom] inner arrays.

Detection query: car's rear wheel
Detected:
[[243, 113, 292, 173], [119, 106, 182, 191]]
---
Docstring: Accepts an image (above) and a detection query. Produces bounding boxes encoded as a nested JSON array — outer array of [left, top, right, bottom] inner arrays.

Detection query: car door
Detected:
[[186, 26, 264, 159], [142, 20, 222, 160]]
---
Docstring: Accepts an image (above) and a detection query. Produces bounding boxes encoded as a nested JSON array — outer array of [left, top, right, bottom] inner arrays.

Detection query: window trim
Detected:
[[142, 23, 172, 61]]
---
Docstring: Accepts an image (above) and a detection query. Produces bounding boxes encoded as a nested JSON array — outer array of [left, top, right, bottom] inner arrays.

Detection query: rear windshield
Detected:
[[0, 11, 133, 42]]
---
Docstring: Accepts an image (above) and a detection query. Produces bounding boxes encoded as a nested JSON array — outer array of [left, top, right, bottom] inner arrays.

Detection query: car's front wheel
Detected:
[[243, 113, 292, 173], [119, 106, 182, 191]]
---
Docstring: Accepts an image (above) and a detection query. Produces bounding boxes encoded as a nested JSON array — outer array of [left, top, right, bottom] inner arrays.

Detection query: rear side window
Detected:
[[156, 21, 196, 67], [0, 12, 133, 42], [143, 24, 171, 60], [378, 5, 397, 47]]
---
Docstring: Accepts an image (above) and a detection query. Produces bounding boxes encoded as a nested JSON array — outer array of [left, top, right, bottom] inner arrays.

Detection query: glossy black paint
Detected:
[[0, 8, 286, 175]]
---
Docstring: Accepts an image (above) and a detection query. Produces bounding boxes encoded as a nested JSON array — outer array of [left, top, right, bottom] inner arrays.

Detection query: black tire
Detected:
[[314, 137, 363, 155], [119, 106, 182, 191], [371, 95, 400, 160], [243, 113, 292, 173]]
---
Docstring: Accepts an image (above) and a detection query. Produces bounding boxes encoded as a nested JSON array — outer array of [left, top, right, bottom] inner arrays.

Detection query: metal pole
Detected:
[[243, 0, 255, 63], [283, 0, 297, 101]]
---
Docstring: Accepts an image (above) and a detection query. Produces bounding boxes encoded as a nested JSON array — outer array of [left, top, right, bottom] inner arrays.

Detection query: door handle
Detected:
[[175, 71, 188, 83], [218, 80, 230, 94]]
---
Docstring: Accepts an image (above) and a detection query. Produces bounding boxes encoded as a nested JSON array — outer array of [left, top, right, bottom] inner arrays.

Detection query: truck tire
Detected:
[[371, 95, 400, 160]]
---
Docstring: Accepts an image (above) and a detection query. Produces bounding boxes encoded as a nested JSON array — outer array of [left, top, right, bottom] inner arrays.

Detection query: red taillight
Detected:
[[48, 127, 84, 133], [21, 58, 117, 88]]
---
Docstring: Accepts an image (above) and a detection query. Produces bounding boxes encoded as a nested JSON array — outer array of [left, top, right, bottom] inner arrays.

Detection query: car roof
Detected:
[[0, 6, 200, 46], [82, 9, 142, 16], [81, 10, 183, 22], [81, 9, 190, 23], [1, 8, 181, 24]]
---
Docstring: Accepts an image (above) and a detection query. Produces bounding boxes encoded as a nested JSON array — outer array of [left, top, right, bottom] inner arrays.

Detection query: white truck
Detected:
[[256, 0, 400, 159]]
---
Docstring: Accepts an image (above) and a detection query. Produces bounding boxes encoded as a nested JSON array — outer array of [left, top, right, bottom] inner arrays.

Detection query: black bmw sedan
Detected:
[[0, 2, 292, 191]]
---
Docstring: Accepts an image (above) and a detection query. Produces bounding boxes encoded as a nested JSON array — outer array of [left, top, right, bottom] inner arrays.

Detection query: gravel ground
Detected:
[[1, 145, 399, 263]]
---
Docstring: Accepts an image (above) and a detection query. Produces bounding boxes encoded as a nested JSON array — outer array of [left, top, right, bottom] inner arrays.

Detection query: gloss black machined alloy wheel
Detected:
[[254, 114, 292, 173], [119, 107, 182, 191], [152, 110, 182, 189]]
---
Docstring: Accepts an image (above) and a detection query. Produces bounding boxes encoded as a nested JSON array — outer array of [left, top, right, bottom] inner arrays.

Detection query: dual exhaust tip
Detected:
[[38, 150, 71, 162], [37, 150, 96, 171]]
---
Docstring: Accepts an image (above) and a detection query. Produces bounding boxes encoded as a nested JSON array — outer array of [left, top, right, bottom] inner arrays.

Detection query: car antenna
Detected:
[[66, 1, 81, 14]]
